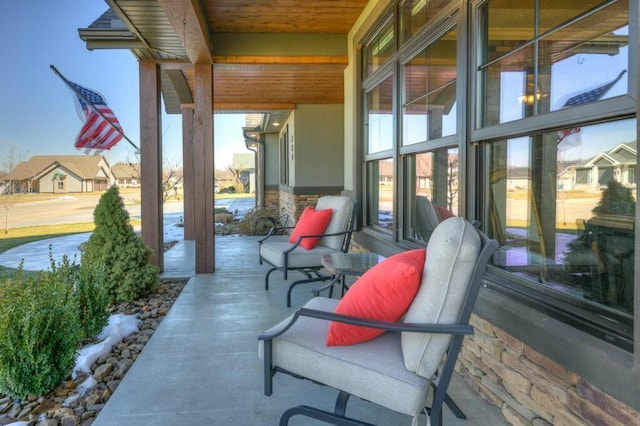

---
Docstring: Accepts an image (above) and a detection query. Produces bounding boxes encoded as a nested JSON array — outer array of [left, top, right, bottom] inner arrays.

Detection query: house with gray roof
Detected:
[[2, 155, 114, 194], [562, 142, 636, 190], [111, 162, 141, 188]]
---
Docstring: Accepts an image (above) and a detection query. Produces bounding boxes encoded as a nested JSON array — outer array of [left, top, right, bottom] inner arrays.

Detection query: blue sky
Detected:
[[0, 1, 247, 169]]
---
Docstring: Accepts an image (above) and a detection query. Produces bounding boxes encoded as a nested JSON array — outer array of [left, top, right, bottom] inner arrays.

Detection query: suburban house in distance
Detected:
[[111, 162, 141, 188], [77, 1, 639, 425], [2, 155, 114, 193]]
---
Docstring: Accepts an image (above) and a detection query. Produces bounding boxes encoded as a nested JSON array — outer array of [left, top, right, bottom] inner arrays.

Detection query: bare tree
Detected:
[[0, 144, 27, 234], [447, 159, 459, 211], [125, 153, 183, 203], [162, 157, 183, 203]]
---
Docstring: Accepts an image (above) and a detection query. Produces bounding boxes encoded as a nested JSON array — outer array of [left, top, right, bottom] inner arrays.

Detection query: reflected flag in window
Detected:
[[557, 70, 627, 148]]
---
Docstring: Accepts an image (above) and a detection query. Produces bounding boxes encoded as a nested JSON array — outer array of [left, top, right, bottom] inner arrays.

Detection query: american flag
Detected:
[[69, 82, 123, 151], [557, 70, 626, 146]]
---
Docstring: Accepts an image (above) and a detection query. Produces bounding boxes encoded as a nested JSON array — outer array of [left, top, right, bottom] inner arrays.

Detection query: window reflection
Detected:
[[479, 0, 628, 126], [399, 0, 451, 45], [487, 119, 636, 314], [403, 28, 457, 145], [363, 18, 394, 78], [367, 76, 394, 153], [407, 148, 458, 242], [367, 159, 394, 229]]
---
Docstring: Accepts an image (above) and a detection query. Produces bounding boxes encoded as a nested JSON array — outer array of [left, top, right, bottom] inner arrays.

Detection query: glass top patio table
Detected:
[[313, 252, 385, 297], [321, 252, 384, 276]]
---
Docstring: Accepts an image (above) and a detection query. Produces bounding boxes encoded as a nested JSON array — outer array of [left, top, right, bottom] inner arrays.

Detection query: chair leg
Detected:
[[429, 383, 466, 419], [265, 267, 279, 291], [286, 275, 331, 307]]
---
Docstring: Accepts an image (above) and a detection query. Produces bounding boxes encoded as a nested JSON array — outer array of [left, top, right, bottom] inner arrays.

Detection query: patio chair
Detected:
[[259, 217, 498, 425], [415, 195, 454, 242], [258, 195, 357, 307]]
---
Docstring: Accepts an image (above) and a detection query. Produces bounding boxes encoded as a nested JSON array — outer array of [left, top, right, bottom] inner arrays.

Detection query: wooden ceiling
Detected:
[[204, 0, 369, 33], [96, 0, 369, 121]]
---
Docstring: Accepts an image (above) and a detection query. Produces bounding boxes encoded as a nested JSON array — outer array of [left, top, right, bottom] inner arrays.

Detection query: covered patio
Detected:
[[93, 236, 506, 425], [78, 0, 640, 424]]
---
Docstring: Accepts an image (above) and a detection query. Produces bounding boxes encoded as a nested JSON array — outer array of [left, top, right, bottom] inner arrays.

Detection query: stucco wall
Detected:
[[287, 104, 344, 188], [264, 133, 279, 186]]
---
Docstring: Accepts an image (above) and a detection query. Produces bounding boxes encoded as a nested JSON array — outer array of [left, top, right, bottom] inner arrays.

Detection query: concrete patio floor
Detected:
[[94, 235, 507, 425]]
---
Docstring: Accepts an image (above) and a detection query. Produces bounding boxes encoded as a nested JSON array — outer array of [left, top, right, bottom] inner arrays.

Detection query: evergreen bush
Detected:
[[82, 185, 159, 303], [0, 267, 83, 399], [75, 259, 110, 341], [592, 179, 636, 216], [46, 253, 109, 342]]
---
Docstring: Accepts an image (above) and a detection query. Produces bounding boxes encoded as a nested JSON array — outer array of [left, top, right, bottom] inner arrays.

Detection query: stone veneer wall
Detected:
[[457, 315, 639, 426], [279, 191, 343, 224], [348, 240, 367, 254], [264, 188, 280, 211]]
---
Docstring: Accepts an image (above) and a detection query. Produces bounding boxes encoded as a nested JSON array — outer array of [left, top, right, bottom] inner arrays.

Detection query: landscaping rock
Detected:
[[0, 279, 186, 425]]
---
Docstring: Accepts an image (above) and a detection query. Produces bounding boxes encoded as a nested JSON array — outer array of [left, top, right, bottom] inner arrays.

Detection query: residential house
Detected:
[[563, 142, 637, 190], [111, 162, 141, 188], [3, 155, 114, 193]]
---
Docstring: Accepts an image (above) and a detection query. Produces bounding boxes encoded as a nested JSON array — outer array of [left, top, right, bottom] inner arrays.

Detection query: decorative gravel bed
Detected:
[[0, 278, 188, 426]]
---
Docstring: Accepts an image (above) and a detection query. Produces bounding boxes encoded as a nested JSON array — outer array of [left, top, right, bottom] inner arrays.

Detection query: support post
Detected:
[[139, 61, 164, 271], [193, 63, 214, 273], [181, 106, 196, 240]]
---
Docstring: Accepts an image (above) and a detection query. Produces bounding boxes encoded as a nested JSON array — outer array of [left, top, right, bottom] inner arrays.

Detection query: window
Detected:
[[476, 0, 635, 349], [362, 6, 459, 243], [478, 0, 629, 127], [405, 148, 458, 243], [366, 76, 394, 154], [280, 125, 289, 186], [363, 17, 395, 79], [402, 28, 458, 145], [399, 0, 452, 45], [367, 159, 394, 229]]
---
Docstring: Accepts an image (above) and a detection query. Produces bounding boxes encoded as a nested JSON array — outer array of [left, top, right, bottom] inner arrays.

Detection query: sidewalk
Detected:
[[0, 212, 185, 272]]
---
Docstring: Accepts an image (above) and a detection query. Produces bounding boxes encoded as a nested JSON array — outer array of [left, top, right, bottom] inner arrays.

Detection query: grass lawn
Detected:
[[0, 223, 96, 254]]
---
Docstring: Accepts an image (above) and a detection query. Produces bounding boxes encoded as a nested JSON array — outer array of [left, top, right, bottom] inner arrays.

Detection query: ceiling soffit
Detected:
[[84, 0, 368, 128]]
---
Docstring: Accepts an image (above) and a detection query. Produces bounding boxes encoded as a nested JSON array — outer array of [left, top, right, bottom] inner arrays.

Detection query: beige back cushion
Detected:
[[315, 196, 353, 250], [401, 217, 481, 379]]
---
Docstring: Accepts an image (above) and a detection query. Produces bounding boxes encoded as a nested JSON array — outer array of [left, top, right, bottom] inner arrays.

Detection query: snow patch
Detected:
[[63, 376, 98, 406], [73, 314, 141, 377]]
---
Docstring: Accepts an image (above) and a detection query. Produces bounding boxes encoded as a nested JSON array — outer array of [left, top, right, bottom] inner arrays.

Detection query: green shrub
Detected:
[[0, 267, 83, 399], [75, 259, 109, 341], [82, 185, 159, 303]]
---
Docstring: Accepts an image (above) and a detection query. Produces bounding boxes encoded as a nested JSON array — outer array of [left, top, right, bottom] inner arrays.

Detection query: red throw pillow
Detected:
[[326, 248, 426, 346], [435, 204, 455, 222], [288, 206, 333, 250]]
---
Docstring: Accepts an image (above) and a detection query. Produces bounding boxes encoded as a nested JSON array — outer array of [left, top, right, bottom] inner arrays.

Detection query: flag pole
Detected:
[[50, 64, 140, 153]]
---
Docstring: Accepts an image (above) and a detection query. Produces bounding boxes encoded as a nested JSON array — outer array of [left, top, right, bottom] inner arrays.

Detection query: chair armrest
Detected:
[[283, 228, 358, 254], [257, 226, 295, 243], [258, 306, 473, 341]]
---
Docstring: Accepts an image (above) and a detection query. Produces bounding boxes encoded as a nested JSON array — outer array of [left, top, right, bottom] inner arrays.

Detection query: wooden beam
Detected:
[[193, 63, 215, 273], [181, 102, 296, 111], [139, 61, 164, 271], [157, 0, 214, 64], [213, 56, 348, 65], [215, 103, 297, 111]]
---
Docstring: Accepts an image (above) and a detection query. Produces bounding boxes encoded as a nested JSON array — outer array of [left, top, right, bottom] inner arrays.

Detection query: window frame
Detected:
[[361, 5, 462, 243], [470, 0, 638, 351]]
